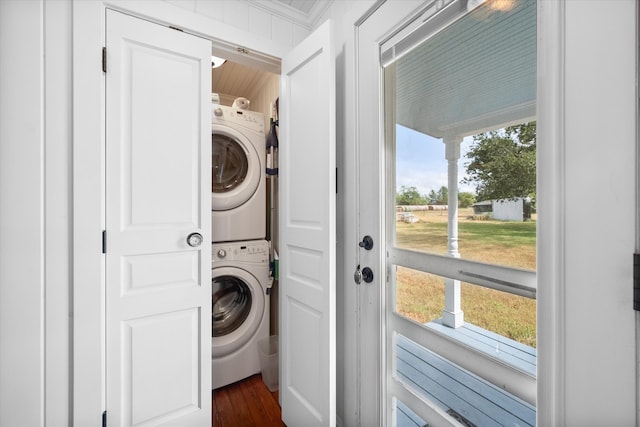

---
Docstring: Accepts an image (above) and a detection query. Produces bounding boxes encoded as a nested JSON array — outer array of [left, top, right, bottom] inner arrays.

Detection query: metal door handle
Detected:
[[186, 232, 203, 247], [354, 265, 374, 284], [361, 267, 374, 283]]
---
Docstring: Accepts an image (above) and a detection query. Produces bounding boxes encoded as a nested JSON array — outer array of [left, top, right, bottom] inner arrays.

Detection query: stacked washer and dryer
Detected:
[[211, 102, 271, 389]]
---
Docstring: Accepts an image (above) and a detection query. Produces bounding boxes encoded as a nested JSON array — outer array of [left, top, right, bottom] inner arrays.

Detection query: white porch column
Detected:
[[442, 136, 464, 328]]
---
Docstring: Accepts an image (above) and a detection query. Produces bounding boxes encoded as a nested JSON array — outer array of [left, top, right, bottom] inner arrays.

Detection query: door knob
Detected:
[[186, 232, 203, 247], [362, 267, 374, 283]]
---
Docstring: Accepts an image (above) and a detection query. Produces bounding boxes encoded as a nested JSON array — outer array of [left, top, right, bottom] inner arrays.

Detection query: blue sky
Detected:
[[395, 125, 476, 197]]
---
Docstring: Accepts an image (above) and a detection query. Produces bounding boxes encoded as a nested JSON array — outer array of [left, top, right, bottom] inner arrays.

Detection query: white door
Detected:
[[105, 10, 211, 426], [279, 19, 336, 427]]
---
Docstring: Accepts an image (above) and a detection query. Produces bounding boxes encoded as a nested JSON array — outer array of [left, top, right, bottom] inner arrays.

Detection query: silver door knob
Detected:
[[186, 232, 203, 247]]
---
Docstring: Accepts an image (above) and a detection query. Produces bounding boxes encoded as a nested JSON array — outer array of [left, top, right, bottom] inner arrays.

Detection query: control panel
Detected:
[[212, 104, 264, 133], [212, 241, 269, 264]]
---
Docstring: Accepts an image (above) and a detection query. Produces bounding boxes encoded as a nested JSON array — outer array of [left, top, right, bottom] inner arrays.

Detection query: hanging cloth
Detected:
[[266, 97, 279, 176]]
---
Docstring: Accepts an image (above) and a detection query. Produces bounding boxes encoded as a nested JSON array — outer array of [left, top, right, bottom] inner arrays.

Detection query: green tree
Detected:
[[396, 186, 427, 205], [462, 122, 536, 201], [427, 186, 448, 205], [458, 192, 476, 208]]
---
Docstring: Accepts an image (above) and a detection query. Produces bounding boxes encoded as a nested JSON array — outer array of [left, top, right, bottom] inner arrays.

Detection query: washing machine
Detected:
[[212, 104, 266, 243], [211, 239, 271, 389]]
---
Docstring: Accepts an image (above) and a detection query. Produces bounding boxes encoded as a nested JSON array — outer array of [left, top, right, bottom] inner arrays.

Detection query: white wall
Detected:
[[164, 0, 311, 49], [562, 0, 636, 422], [536, 1, 638, 424], [1, 1, 74, 425], [0, 2, 46, 425]]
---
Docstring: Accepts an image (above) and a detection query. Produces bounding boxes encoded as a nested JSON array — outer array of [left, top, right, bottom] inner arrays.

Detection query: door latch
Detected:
[[354, 264, 363, 284], [634, 253, 640, 311], [354, 265, 374, 284]]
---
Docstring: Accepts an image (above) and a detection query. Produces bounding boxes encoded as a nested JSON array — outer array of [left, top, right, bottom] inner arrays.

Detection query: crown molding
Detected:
[[244, 0, 334, 30]]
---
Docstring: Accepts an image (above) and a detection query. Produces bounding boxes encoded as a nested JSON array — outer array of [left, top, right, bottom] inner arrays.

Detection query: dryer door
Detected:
[[211, 266, 265, 358], [211, 125, 261, 211]]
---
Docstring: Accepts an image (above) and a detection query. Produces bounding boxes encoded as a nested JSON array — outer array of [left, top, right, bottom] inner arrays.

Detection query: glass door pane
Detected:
[[384, 1, 538, 425]]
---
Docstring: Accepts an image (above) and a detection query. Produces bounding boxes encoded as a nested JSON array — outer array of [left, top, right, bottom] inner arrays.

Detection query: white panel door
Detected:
[[105, 10, 211, 426], [279, 19, 336, 427]]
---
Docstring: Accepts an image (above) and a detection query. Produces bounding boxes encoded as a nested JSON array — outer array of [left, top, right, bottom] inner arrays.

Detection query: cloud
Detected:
[[396, 168, 448, 196]]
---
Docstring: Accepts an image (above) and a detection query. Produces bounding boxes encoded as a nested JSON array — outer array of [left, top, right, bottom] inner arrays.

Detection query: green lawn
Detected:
[[394, 208, 537, 347]]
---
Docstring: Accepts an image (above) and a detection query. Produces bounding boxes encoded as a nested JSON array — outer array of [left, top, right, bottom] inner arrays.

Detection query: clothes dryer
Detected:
[[212, 105, 266, 243], [211, 240, 271, 389]]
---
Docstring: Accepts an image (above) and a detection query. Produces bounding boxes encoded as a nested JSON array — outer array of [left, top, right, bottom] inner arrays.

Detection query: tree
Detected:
[[458, 192, 476, 208], [427, 186, 448, 205], [462, 122, 536, 201], [396, 185, 427, 205]]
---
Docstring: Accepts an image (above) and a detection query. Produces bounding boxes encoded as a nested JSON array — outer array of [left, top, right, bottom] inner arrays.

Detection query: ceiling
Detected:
[[273, 0, 319, 15], [254, 0, 330, 29], [394, 0, 536, 139], [212, 61, 277, 101]]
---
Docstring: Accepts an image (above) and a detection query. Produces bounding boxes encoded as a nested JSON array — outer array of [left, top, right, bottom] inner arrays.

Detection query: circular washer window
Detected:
[[211, 127, 261, 211], [212, 133, 248, 194], [212, 275, 252, 337]]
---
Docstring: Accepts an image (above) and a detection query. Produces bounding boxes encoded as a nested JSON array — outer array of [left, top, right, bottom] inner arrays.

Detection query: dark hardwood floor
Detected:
[[213, 374, 285, 426]]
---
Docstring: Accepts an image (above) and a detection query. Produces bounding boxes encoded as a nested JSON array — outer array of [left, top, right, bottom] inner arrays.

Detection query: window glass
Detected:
[[387, 0, 537, 346], [395, 125, 536, 271], [212, 133, 248, 193], [211, 275, 252, 336], [395, 267, 446, 325], [394, 267, 536, 346], [390, 0, 536, 272], [384, 1, 538, 423]]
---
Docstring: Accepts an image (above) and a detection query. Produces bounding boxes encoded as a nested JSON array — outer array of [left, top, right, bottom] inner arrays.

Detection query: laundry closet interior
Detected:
[[210, 50, 282, 392]]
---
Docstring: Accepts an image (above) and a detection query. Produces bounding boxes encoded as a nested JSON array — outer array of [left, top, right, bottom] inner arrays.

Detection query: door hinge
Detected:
[[634, 254, 640, 311], [102, 47, 107, 73], [102, 230, 107, 254], [102, 410, 107, 427]]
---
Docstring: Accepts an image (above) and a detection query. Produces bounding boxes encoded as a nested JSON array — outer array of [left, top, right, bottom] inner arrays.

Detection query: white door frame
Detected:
[[72, 1, 285, 423]]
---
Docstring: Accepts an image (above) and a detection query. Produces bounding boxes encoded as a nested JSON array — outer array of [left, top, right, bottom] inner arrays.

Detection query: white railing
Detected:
[[388, 247, 537, 299], [387, 245, 538, 409]]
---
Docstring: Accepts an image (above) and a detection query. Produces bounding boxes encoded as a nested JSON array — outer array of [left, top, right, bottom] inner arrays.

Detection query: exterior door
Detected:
[[358, 1, 539, 425], [279, 19, 336, 427], [105, 10, 211, 426], [357, 1, 639, 426]]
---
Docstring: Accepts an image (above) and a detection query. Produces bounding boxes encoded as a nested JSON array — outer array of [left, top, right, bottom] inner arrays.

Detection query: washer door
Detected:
[[211, 125, 261, 211], [211, 266, 265, 358]]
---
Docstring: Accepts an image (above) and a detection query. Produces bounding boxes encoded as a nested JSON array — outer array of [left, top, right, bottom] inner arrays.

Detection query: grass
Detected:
[[394, 208, 537, 347]]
